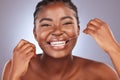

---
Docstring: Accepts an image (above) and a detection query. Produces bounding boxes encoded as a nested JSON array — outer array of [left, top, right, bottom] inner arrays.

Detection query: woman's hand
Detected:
[[83, 18, 119, 53], [83, 18, 120, 77], [9, 39, 36, 80]]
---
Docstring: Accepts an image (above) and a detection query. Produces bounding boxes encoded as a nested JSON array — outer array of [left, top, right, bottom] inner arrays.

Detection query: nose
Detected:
[[52, 26, 64, 36]]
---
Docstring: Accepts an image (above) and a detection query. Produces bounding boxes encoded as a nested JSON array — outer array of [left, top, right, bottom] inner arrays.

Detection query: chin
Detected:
[[44, 50, 72, 59]]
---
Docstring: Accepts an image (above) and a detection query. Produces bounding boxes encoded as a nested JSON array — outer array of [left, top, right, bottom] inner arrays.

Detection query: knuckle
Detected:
[[13, 48, 19, 53]]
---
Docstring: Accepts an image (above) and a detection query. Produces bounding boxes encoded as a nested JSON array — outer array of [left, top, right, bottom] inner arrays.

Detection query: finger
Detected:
[[94, 18, 104, 24], [87, 24, 99, 31], [30, 44, 36, 57], [83, 28, 95, 36], [88, 19, 101, 27], [20, 43, 33, 51], [94, 18, 108, 29], [23, 46, 34, 54], [26, 51, 35, 60], [29, 43, 36, 57], [30, 43, 36, 52], [26, 43, 36, 53], [22, 44, 36, 57], [16, 39, 29, 49]]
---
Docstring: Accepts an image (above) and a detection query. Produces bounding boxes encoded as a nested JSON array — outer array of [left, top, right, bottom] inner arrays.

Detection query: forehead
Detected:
[[36, 2, 76, 19]]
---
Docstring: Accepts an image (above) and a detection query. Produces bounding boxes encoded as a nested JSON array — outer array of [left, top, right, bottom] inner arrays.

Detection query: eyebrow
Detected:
[[39, 18, 53, 23], [39, 16, 73, 23], [60, 16, 73, 21]]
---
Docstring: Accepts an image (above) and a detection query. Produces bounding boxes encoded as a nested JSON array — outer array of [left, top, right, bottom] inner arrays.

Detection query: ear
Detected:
[[77, 25, 80, 36], [33, 27, 37, 41]]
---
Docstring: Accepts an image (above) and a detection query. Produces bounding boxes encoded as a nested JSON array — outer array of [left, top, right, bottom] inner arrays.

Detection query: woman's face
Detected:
[[34, 2, 80, 58]]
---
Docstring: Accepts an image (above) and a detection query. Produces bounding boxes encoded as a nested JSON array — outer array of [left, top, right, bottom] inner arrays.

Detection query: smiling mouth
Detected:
[[47, 40, 69, 47], [51, 41, 66, 46]]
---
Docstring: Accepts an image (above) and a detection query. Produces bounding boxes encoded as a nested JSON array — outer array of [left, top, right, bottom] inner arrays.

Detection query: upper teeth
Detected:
[[50, 41, 66, 46]]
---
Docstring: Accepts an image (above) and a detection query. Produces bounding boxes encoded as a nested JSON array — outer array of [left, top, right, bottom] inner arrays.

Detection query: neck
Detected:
[[40, 53, 73, 75]]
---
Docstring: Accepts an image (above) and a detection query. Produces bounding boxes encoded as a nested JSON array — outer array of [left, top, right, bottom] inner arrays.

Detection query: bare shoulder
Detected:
[[73, 56, 119, 80], [2, 59, 12, 80]]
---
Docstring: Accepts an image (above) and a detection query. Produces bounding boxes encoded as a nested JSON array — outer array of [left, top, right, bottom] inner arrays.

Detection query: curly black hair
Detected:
[[33, 0, 79, 25]]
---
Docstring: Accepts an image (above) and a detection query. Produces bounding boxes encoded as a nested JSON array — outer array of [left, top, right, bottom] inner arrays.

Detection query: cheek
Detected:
[[35, 28, 53, 41], [35, 29, 50, 50], [65, 26, 79, 38], [36, 31, 47, 41]]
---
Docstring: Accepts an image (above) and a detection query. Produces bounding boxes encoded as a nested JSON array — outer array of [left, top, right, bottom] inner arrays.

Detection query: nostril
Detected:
[[52, 32, 64, 36], [52, 30, 64, 36]]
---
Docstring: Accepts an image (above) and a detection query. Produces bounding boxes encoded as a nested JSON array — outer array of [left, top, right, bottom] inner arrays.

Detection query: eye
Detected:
[[63, 22, 73, 25], [41, 24, 51, 27]]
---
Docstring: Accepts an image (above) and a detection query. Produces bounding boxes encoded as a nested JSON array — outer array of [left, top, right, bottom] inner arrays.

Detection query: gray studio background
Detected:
[[0, 0, 120, 79]]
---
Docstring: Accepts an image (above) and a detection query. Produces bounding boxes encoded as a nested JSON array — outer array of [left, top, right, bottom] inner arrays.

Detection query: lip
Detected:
[[47, 40, 69, 50]]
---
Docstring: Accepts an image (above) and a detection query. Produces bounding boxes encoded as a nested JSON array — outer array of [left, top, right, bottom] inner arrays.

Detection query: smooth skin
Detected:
[[84, 18, 120, 78], [2, 2, 119, 80]]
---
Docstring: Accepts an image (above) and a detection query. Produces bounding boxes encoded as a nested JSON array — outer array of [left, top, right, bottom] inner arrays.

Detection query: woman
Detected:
[[2, 0, 120, 80]]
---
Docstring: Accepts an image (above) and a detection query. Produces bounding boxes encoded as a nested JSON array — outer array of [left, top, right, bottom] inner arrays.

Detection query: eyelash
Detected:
[[40, 22, 73, 27], [41, 24, 51, 27], [63, 22, 73, 25]]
